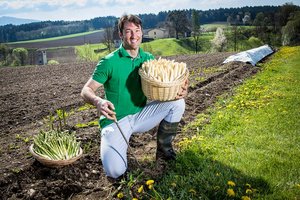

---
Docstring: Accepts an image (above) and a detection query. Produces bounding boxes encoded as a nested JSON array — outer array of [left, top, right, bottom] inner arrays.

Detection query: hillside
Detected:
[[0, 16, 40, 26], [0, 5, 284, 43], [7, 30, 105, 49]]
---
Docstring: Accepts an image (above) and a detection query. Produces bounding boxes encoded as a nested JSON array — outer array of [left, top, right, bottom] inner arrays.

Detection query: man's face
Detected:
[[120, 21, 142, 50]]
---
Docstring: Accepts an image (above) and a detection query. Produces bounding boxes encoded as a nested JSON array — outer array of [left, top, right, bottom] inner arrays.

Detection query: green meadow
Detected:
[[152, 46, 300, 199]]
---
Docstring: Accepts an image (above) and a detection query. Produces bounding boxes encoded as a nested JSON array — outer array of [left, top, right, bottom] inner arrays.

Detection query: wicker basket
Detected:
[[29, 144, 83, 168], [139, 68, 189, 101]]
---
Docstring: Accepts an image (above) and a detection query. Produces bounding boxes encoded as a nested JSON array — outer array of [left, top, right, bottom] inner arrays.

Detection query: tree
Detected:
[[282, 11, 300, 45], [0, 44, 10, 66], [12, 48, 28, 66], [278, 3, 300, 27], [242, 13, 251, 25], [228, 14, 242, 51], [167, 10, 190, 39], [253, 12, 269, 42], [211, 27, 227, 52], [191, 10, 201, 53], [102, 26, 114, 52]]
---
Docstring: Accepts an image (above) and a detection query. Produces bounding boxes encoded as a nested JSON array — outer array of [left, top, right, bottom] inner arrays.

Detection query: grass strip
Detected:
[[155, 46, 300, 199]]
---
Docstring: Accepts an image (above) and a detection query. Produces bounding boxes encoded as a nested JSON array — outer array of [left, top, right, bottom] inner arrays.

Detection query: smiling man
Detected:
[[81, 14, 188, 180]]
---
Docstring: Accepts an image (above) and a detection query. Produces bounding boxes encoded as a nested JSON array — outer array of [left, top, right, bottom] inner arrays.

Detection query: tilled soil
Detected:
[[0, 52, 262, 199]]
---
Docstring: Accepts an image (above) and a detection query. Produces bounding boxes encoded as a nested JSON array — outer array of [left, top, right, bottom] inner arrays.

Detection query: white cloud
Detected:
[[0, 0, 299, 21], [0, 0, 88, 10]]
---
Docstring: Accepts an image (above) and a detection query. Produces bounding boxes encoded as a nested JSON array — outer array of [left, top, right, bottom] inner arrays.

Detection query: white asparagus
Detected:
[[141, 58, 187, 83]]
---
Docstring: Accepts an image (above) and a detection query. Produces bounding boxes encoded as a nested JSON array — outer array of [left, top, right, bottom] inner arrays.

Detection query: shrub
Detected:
[[12, 48, 28, 66], [48, 60, 59, 65], [247, 36, 263, 48]]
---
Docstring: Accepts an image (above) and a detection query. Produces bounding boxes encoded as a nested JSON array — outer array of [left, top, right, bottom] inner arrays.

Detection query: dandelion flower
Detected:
[[189, 189, 196, 195], [227, 188, 235, 197], [146, 180, 154, 185], [132, 198, 139, 200], [117, 192, 124, 199], [246, 188, 252, 194], [148, 184, 154, 190], [242, 196, 251, 200], [137, 185, 143, 193], [227, 180, 236, 187]]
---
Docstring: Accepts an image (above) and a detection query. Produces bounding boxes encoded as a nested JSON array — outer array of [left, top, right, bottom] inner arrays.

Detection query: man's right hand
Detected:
[[95, 98, 116, 121], [81, 78, 116, 120]]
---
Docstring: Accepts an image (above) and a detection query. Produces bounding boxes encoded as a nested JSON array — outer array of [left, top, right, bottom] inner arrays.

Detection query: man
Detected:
[[81, 14, 188, 179]]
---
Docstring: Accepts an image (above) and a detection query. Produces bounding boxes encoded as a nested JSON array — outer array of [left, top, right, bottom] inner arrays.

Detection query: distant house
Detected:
[[147, 28, 168, 39], [36, 49, 47, 65]]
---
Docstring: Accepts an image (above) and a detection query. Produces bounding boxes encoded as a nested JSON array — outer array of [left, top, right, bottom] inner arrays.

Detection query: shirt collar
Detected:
[[119, 44, 143, 59]]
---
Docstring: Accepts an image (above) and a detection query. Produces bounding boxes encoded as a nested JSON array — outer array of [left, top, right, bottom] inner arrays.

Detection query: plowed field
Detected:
[[0, 52, 262, 199]]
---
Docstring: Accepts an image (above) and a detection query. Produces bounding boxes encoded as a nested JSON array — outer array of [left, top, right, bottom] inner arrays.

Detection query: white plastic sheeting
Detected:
[[223, 45, 274, 66]]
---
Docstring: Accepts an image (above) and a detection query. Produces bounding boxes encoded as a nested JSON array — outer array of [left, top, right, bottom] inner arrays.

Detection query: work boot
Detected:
[[156, 120, 179, 161]]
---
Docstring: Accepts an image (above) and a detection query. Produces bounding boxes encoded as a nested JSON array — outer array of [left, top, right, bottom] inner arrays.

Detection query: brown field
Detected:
[[7, 30, 105, 49], [0, 52, 262, 199]]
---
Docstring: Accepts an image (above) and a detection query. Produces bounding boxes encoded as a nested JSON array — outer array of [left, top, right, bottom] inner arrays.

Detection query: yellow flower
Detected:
[[171, 182, 177, 187], [246, 188, 252, 194], [148, 184, 154, 190], [132, 198, 139, 200], [245, 183, 251, 188], [189, 188, 196, 195], [117, 192, 124, 199], [227, 188, 235, 197], [137, 185, 144, 193], [146, 180, 154, 185], [241, 196, 251, 200], [227, 180, 236, 187]]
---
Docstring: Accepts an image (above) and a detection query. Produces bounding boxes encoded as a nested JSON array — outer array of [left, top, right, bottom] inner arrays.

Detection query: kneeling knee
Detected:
[[172, 98, 185, 114], [105, 165, 127, 179]]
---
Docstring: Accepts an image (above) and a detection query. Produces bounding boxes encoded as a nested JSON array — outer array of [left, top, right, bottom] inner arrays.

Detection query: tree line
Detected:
[[0, 5, 288, 43]]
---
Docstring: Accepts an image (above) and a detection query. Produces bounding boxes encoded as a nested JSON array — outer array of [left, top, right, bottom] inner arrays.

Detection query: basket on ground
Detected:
[[139, 68, 189, 101], [29, 144, 83, 168]]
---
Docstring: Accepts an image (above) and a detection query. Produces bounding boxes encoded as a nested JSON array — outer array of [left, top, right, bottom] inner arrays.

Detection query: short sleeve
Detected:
[[92, 58, 111, 84]]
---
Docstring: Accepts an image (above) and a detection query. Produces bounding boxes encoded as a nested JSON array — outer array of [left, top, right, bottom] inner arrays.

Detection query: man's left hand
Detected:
[[175, 79, 189, 99]]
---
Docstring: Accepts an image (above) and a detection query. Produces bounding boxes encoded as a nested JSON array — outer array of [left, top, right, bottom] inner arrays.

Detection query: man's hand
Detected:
[[175, 78, 189, 99], [95, 98, 116, 120]]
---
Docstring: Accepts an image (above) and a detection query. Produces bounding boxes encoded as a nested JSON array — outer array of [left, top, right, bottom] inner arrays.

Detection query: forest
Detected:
[[0, 4, 296, 43]]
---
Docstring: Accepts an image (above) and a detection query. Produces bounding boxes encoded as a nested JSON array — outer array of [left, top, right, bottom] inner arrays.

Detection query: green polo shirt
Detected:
[[92, 44, 154, 127]]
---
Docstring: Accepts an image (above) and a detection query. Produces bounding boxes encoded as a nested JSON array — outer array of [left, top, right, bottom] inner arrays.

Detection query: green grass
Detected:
[[75, 35, 214, 61], [151, 46, 300, 199], [140, 35, 214, 57], [202, 22, 229, 32], [141, 38, 194, 57], [7, 30, 103, 44], [75, 43, 108, 62]]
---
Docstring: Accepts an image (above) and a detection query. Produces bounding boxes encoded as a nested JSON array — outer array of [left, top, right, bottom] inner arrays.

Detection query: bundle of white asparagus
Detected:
[[141, 58, 187, 83]]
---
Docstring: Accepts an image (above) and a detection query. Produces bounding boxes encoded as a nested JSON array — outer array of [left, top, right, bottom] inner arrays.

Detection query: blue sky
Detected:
[[0, 0, 299, 21]]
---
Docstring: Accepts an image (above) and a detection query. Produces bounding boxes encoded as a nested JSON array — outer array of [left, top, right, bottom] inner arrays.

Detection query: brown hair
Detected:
[[118, 14, 142, 33]]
